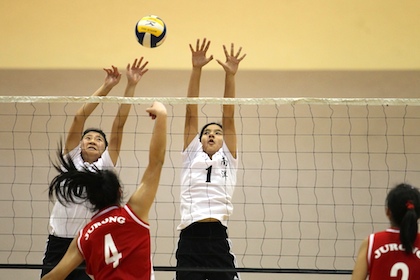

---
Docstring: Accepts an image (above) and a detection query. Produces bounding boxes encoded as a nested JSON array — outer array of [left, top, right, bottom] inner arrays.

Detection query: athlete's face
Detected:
[[201, 124, 223, 158], [80, 131, 106, 163]]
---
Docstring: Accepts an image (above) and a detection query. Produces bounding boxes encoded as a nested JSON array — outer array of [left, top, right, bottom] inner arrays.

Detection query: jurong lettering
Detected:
[[84, 216, 126, 240]]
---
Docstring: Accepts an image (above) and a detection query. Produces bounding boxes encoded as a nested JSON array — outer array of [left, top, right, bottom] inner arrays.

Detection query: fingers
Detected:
[[200, 38, 210, 52], [146, 101, 167, 119], [223, 44, 229, 58], [132, 57, 149, 69], [196, 38, 200, 51], [237, 52, 247, 62], [222, 43, 247, 62], [103, 66, 120, 77], [191, 38, 211, 52], [132, 57, 144, 68], [126, 57, 149, 73], [223, 44, 246, 58]]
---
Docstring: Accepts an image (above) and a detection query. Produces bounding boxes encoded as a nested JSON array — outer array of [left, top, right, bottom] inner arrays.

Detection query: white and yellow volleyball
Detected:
[[135, 15, 167, 48]]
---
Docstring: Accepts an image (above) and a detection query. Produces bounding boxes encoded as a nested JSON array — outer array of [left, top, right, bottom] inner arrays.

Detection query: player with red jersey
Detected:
[[352, 183, 420, 280], [41, 101, 167, 280], [78, 205, 153, 279]]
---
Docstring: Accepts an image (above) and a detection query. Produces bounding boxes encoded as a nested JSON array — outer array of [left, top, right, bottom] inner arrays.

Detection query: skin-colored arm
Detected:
[[351, 237, 369, 280], [216, 43, 246, 159], [108, 57, 149, 165], [127, 101, 167, 223], [41, 237, 84, 280], [184, 38, 214, 151], [64, 66, 121, 155]]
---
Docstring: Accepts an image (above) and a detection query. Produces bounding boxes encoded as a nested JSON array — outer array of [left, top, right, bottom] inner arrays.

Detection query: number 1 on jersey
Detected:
[[206, 165, 212, 183], [104, 233, 122, 268]]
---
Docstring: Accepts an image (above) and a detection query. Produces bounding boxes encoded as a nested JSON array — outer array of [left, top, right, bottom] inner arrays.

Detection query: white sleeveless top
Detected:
[[49, 145, 114, 238], [178, 135, 238, 230]]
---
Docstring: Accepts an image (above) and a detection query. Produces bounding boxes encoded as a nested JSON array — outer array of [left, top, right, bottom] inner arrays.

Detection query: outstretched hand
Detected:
[[190, 38, 214, 68], [146, 101, 167, 120], [216, 43, 246, 76], [126, 57, 149, 86], [103, 66, 122, 88]]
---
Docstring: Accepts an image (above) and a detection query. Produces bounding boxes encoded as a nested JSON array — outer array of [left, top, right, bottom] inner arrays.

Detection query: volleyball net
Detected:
[[1, 96, 420, 275]]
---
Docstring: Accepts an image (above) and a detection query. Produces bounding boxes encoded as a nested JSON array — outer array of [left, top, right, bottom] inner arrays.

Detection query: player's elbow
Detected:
[[73, 114, 87, 124], [150, 150, 165, 168]]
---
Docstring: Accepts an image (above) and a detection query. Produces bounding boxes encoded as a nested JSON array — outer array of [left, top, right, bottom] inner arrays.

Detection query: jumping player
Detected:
[[175, 38, 246, 280], [41, 101, 167, 280], [351, 183, 420, 280], [41, 57, 149, 279]]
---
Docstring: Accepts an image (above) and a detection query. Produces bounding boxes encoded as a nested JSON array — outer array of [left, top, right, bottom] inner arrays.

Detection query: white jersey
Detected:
[[49, 145, 114, 238], [178, 135, 238, 230]]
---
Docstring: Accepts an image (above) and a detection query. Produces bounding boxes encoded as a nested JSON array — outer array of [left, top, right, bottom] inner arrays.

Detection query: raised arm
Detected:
[[41, 237, 84, 280], [216, 43, 246, 158], [108, 57, 149, 165], [128, 101, 167, 223], [64, 66, 121, 154], [184, 38, 213, 150]]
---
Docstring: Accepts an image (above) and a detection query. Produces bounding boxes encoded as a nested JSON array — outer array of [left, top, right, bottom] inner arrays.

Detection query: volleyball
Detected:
[[135, 15, 167, 48]]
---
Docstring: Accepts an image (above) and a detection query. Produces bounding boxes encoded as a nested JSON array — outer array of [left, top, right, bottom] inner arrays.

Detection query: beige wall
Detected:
[[1, 0, 420, 70], [1, 1, 420, 279]]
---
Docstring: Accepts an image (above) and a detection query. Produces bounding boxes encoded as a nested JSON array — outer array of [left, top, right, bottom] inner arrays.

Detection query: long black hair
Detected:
[[49, 143, 121, 212], [386, 183, 420, 253]]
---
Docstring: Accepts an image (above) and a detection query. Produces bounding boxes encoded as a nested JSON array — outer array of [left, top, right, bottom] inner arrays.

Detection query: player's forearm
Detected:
[[112, 84, 136, 130], [187, 67, 202, 98], [75, 83, 114, 119], [149, 114, 167, 166], [223, 74, 236, 119], [223, 73, 236, 99]]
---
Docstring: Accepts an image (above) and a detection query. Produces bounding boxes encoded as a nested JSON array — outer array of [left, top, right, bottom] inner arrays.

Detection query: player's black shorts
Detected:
[[41, 234, 90, 280], [176, 222, 239, 280]]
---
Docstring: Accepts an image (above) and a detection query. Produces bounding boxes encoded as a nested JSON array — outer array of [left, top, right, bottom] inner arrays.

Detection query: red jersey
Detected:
[[367, 228, 420, 280], [77, 205, 153, 280]]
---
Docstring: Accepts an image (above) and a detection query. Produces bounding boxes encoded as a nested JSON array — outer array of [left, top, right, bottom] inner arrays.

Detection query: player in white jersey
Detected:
[[175, 38, 246, 280], [41, 57, 149, 279], [41, 101, 167, 280]]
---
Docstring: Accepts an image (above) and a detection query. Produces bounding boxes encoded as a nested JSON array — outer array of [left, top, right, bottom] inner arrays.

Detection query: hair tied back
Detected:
[[406, 200, 415, 210]]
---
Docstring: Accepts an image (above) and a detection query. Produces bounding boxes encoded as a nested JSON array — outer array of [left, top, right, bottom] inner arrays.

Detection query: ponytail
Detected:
[[400, 200, 419, 253], [386, 183, 420, 254]]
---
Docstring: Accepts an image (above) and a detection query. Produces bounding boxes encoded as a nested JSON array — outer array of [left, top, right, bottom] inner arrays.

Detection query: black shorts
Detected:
[[41, 234, 90, 280], [176, 222, 239, 280]]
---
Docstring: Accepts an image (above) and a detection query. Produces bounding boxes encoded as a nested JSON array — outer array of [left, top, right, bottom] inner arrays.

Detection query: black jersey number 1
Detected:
[[206, 165, 213, 183]]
